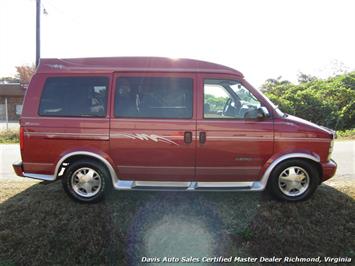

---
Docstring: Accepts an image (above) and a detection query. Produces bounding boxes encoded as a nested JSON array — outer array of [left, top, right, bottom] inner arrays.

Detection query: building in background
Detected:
[[0, 83, 25, 129]]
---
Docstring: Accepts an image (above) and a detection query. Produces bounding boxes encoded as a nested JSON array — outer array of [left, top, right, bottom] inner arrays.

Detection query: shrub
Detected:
[[263, 72, 355, 130], [0, 129, 19, 143], [336, 129, 355, 139]]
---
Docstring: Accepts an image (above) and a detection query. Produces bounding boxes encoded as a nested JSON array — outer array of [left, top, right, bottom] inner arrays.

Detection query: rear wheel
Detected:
[[62, 159, 112, 203], [267, 159, 320, 202]]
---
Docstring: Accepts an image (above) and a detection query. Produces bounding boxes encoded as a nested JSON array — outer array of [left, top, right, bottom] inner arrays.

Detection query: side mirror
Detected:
[[257, 106, 270, 119]]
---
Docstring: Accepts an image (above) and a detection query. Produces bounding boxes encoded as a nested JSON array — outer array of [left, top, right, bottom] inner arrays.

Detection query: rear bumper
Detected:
[[12, 161, 25, 177], [321, 159, 337, 181], [12, 161, 56, 181]]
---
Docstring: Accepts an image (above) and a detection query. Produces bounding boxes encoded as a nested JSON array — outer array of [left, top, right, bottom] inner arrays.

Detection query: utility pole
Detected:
[[36, 0, 41, 67], [5, 98, 8, 130]]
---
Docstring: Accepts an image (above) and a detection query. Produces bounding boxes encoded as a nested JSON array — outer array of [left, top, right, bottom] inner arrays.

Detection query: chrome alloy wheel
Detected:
[[278, 166, 310, 197], [70, 167, 102, 198]]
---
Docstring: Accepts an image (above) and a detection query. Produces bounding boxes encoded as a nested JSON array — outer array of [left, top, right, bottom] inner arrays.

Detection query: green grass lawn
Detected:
[[0, 130, 19, 144], [336, 129, 355, 140], [0, 179, 354, 265]]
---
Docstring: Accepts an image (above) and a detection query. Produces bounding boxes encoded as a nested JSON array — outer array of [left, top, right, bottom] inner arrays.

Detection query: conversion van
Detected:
[[13, 57, 337, 203]]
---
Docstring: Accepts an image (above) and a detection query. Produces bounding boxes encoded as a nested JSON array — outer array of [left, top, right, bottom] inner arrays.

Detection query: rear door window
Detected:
[[39, 77, 108, 117], [115, 77, 193, 119]]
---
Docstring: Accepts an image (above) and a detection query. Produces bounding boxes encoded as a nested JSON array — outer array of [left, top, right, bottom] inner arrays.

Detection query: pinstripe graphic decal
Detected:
[[111, 133, 179, 146]]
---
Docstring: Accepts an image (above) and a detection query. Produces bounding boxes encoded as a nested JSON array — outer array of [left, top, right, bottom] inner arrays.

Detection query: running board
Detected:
[[114, 180, 265, 191]]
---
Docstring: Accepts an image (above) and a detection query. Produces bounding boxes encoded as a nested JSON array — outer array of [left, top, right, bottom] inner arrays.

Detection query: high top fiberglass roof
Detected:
[[37, 57, 243, 77]]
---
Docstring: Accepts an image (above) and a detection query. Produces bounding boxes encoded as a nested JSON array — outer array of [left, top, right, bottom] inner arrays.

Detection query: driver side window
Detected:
[[203, 79, 261, 119], [204, 83, 237, 118]]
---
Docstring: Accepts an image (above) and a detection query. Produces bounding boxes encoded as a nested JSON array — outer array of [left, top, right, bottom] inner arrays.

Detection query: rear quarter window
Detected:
[[39, 77, 108, 117]]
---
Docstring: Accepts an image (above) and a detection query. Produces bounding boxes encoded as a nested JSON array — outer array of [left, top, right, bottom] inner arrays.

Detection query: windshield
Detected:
[[229, 82, 261, 108]]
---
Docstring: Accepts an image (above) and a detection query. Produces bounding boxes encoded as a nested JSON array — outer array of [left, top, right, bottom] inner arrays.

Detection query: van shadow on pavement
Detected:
[[0, 181, 354, 265]]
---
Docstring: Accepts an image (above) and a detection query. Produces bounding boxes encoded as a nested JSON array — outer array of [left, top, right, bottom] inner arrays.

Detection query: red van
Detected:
[[13, 57, 337, 203]]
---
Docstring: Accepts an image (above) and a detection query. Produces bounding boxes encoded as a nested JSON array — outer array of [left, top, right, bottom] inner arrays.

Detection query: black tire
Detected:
[[267, 159, 320, 202], [62, 159, 112, 203]]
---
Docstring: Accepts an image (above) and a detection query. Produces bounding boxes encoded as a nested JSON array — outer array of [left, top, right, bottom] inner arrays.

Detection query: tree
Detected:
[[262, 71, 355, 130], [261, 76, 291, 92], [15, 64, 36, 84], [297, 72, 317, 83]]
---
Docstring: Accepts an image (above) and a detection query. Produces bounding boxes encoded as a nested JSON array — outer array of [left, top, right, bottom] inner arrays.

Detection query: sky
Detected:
[[1, 0, 355, 87]]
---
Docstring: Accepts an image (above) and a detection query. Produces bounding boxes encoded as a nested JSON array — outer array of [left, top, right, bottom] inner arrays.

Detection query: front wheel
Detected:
[[267, 159, 320, 202], [62, 159, 112, 203]]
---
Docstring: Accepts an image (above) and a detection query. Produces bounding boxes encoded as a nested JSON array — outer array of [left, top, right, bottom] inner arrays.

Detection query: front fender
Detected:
[[256, 151, 320, 189]]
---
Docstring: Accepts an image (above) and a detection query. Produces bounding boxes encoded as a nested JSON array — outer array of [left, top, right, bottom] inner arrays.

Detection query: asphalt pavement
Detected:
[[0, 141, 354, 180]]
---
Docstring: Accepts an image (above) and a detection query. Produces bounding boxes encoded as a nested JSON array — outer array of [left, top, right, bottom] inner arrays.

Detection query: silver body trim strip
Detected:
[[25, 132, 107, 136], [275, 137, 330, 142], [25, 132, 109, 140], [23, 173, 56, 181], [133, 181, 190, 187], [22, 116, 109, 120], [208, 136, 273, 140], [26, 162, 54, 166], [21, 152, 320, 191], [197, 182, 253, 187]]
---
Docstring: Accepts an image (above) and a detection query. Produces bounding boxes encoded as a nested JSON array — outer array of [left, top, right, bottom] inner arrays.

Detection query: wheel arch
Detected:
[[259, 153, 322, 189], [54, 151, 118, 186]]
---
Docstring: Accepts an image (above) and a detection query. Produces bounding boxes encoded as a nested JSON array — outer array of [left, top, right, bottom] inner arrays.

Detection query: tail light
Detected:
[[19, 126, 24, 151], [327, 139, 334, 161]]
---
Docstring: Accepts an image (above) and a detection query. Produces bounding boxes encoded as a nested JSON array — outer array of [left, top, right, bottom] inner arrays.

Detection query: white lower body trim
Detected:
[[23, 173, 56, 181], [19, 173, 264, 191], [113, 180, 262, 191], [197, 181, 253, 188], [134, 181, 191, 187]]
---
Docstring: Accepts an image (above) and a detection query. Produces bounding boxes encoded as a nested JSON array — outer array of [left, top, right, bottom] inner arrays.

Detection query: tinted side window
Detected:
[[39, 77, 108, 117], [115, 77, 193, 119]]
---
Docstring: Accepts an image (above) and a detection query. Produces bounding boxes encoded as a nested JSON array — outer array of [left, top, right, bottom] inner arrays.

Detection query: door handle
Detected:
[[199, 132, 206, 144], [184, 131, 192, 144]]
